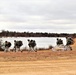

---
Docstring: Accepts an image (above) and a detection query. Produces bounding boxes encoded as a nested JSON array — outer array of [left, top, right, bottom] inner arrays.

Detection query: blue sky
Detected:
[[0, 0, 76, 33]]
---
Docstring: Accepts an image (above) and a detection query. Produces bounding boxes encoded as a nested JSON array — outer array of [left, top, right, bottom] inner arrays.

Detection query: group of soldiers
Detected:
[[0, 37, 74, 52], [56, 37, 74, 46], [54, 37, 74, 51], [3, 39, 36, 52], [4, 40, 23, 52]]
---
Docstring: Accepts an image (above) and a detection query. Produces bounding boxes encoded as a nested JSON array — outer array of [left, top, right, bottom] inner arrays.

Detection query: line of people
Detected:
[[56, 37, 74, 46], [53, 37, 74, 51], [0, 37, 74, 52], [3, 39, 37, 52]]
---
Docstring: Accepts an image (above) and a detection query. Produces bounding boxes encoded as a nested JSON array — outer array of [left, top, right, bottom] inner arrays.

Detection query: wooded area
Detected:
[[0, 30, 76, 37]]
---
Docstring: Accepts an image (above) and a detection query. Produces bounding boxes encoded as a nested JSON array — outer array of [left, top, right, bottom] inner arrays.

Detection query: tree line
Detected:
[[0, 30, 76, 37]]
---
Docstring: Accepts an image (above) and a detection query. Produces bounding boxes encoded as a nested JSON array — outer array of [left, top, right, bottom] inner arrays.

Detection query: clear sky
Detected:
[[0, 0, 76, 33]]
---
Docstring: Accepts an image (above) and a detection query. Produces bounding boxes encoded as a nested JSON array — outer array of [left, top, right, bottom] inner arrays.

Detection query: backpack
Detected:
[[16, 41, 23, 46], [8, 42, 11, 47], [67, 37, 74, 45]]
